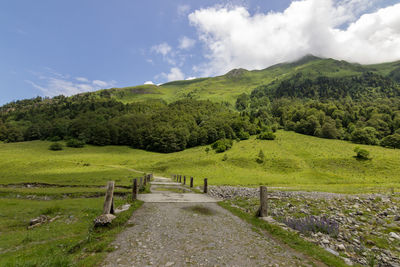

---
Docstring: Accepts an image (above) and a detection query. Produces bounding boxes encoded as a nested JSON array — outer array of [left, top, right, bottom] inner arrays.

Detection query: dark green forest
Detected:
[[0, 96, 255, 152], [237, 72, 400, 148]]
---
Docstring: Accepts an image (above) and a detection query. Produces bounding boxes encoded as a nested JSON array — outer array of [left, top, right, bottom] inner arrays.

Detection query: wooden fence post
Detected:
[[140, 177, 143, 187], [103, 181, 115, 214], [203, 178, 208, 193], [259, 186, 268, 217], [190, 177, 193, 188], [132, 178, 138, 201], [143, 175, 147, 186], [183, 176, 186, 185], [179, 175, 182, 183]]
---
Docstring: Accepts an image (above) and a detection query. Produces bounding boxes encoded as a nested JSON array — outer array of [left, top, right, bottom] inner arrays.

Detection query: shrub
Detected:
[[49, 142, 63, 151], [66, 139, 85, 148], [256, 149, 265, 164], [237, 130, 250, 140], [354, 146, 370, 160], [222, 154, 228, 161], [211, 139, 233, 153], [257, 131, 276, 140]]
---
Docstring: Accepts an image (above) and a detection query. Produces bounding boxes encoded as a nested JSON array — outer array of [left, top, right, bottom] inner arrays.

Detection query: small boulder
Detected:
[[337, 244, 346, 251], [28, 215, 49, 229], [389, 232, 400, 241], [94, 214, 116, 227]]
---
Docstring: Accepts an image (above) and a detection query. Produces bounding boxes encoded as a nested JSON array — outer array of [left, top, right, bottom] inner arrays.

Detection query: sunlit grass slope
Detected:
[[1, 131, 399, 193], [92, 56, 400, 105]]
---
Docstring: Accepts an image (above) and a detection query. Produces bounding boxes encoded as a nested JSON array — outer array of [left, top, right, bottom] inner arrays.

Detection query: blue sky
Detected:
[[1, 0, 399, 104]]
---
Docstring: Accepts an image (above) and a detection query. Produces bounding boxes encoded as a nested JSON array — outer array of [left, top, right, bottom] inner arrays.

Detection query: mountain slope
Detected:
[[89, 56, 400, 105]]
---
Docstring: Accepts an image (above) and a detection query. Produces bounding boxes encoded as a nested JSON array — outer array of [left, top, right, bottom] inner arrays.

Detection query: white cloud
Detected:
[[75, 77, 89, 83], [161, 67, 185, 82], [93, 80, 110, 87], [151, 42, 172, 56], [177, 4, 191, 17], [188, 0, 400, 76], [144, 81, 154, 85], [186, 76, 197, 80], [26, 70, 117, 97], [179, 36, 196, 50]]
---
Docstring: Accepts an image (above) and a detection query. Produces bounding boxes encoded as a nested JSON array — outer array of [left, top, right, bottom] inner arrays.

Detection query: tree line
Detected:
[[0, 96, 256, 153]]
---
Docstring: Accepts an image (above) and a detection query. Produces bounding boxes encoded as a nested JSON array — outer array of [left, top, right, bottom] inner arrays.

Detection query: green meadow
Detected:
[[1, 130, 399, 193], [1, 130, 399, 265]]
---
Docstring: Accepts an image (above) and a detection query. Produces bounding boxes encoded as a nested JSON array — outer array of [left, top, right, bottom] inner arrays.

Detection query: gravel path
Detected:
[[101, 177, 319, 267]]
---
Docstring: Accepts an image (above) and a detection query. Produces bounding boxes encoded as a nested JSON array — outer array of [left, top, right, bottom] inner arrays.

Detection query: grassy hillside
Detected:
[[1, 131, 399, 193], [90, 56, 400, 105]]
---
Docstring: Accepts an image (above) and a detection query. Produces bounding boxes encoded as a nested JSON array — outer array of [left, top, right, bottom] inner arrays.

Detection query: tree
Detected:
[[381, 134, 400, 149], [321, 121, 339, 139], [235, 93, 250, 111], [351, 127, 379, 145]]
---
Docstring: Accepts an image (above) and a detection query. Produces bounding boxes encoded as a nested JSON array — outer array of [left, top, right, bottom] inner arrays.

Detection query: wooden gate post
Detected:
[[259, 186, 268, 217], [103, 181, 115, 214], [132, 178, 138, 201], [203, 178, 208, 193], [183, 176, 186, 185], [190, 177, 193, 188]]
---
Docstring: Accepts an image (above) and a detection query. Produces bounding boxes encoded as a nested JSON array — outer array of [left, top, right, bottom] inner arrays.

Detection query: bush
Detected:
[[66, 139, 85, 148], [354, 146, 370, 160], [222, 154, 228, 161], [211, 139, 233, 153], [49, 142, 63, 151], [237, 130, 250, 140], [256, 149, 265, 164], [257, 131, 276, 140]]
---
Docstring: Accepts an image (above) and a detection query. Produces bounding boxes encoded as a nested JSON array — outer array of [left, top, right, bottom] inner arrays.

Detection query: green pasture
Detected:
[[0, 131, 399, 193], [0, 197, 142, 266]]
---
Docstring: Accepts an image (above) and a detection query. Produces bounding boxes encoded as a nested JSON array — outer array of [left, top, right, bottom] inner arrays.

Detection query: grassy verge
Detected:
[[218, 201, 348, 267], [0, 197, 143, 266]]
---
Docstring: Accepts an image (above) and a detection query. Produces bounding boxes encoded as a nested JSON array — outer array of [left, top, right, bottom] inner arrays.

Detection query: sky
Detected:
[[1, 0, 400, 104]]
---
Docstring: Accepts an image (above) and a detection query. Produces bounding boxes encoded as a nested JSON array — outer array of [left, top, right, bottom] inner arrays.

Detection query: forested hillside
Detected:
[[0, 96, 255, 152], [1, 55, 400, 151]]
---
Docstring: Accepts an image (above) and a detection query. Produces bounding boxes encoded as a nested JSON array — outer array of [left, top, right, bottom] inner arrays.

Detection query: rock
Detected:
[[115, 204, 131, 214], [322, 239, 330, 244], [325, 247, 339, 256], [366, 239, 376, 246], [165, 262, 174, 266], [28, 215, 49, 229], [337, 244, 346, 251], [389, 232, 400, 241], [342, 257, 353, 266], [94, 214, 116, 226]]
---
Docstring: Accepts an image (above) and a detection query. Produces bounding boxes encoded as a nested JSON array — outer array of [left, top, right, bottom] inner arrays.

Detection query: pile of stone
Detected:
[[209, 185, 400, 266]]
